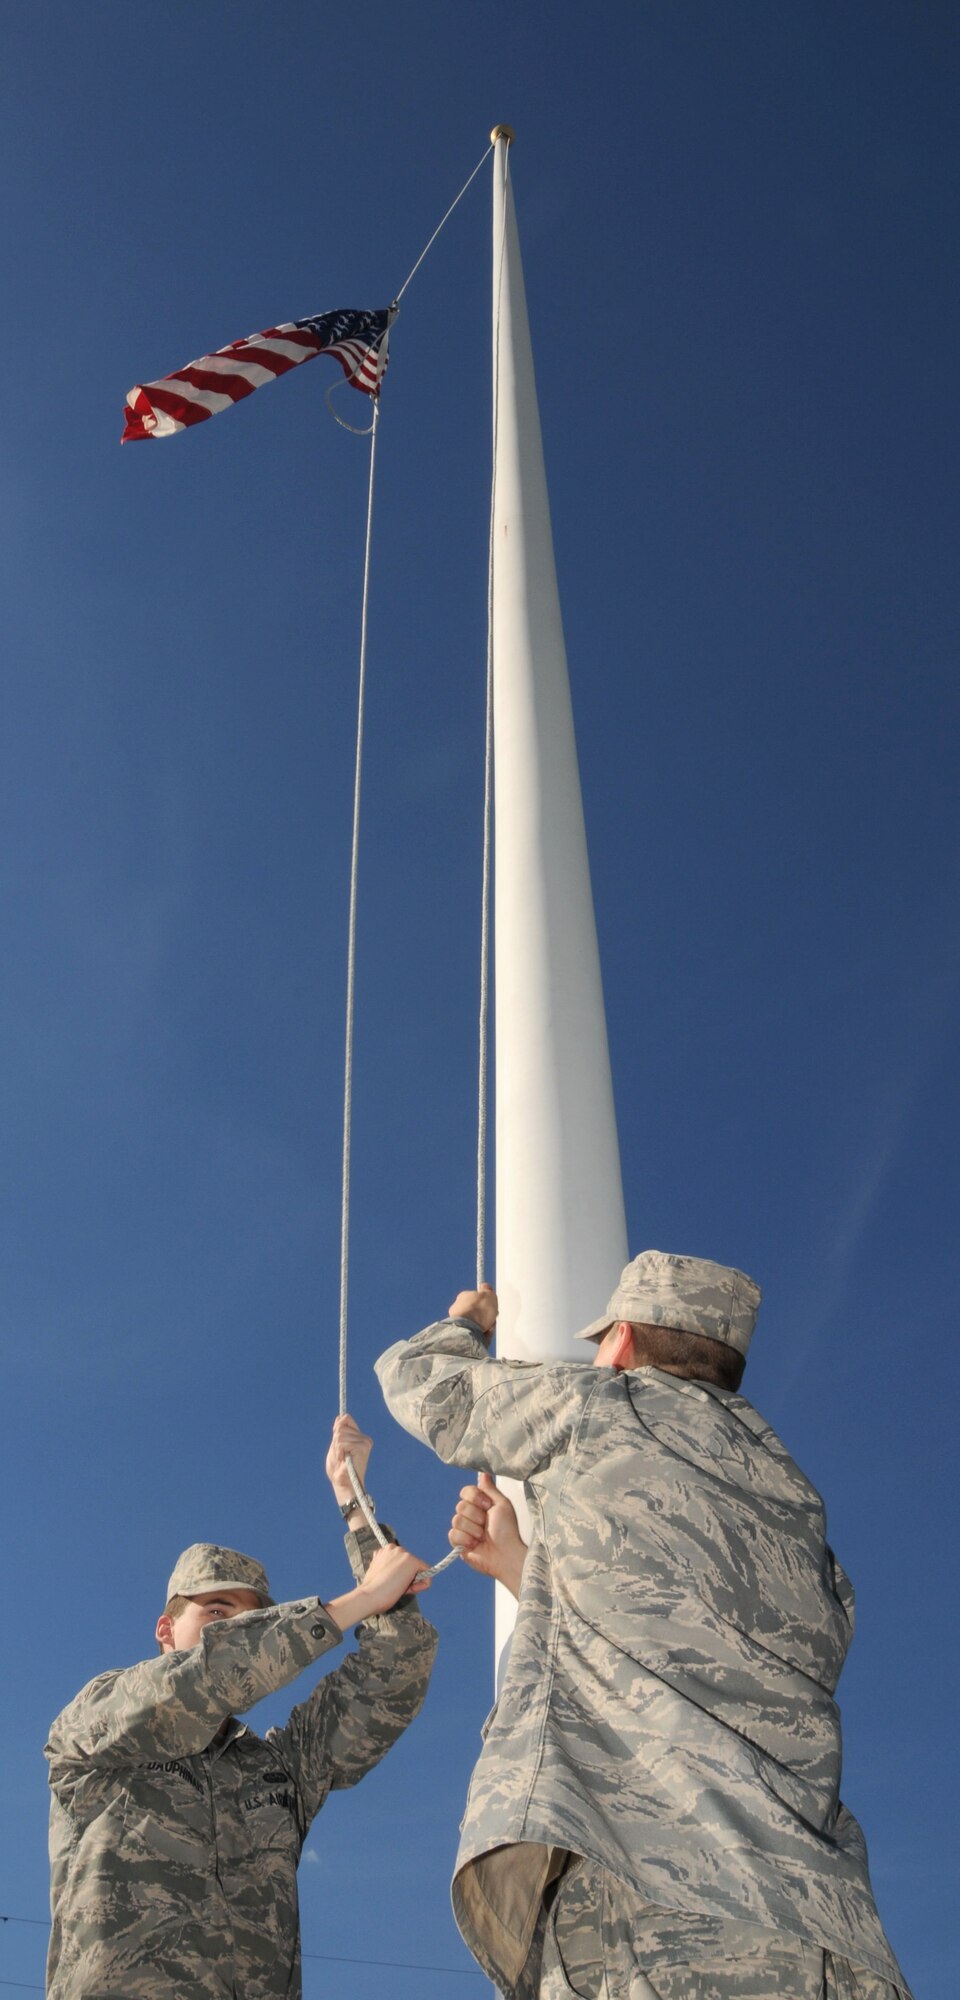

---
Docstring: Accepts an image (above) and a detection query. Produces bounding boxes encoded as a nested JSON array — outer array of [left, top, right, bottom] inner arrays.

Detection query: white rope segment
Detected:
[[475, 567, 493, 1289], [394, 142, 493, 306], [335, 405, 394, 1546], [335, 140, 502, 1574], [475, 142, 509, 1288], [338, 402, 379, 1424]]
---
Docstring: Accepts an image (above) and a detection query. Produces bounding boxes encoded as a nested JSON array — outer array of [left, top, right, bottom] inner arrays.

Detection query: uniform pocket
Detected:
[[239, 1785, 301, 1853]]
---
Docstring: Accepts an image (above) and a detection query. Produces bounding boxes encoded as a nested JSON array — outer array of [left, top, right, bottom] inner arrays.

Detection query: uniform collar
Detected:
[[207, 1716, 247, 1758]]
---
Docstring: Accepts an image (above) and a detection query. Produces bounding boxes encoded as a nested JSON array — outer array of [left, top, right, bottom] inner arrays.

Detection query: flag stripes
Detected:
[[122, 308, 394, 441]]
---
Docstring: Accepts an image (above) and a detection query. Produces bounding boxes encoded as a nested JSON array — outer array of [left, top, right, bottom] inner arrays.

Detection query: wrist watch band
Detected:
[[339, 1493, 374, 1521]]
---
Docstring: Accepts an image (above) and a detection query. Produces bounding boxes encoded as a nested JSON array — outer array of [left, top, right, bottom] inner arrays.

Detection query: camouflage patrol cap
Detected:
[[574, 1250, 762, 1357], [166, 1543, 274, 1607]]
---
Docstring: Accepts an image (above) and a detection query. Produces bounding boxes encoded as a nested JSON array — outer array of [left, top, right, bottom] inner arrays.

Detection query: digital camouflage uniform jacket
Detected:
[[45, 1527, 438, 1999], [376, 1320, 911, 1998]]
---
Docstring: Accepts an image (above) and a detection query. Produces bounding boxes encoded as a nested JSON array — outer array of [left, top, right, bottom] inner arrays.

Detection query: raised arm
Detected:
[[46, 1599, 347, 1777], [48, 1414, 431, 1785], [321, 1412, 434, 1629], [264, 1415, 438, 1819], [376, 1287, 598, 1481], [269, 1519, 438, 1821], [325, 1411, 375, 1535]]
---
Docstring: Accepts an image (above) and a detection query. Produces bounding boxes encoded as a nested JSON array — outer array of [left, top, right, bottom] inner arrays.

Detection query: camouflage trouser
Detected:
[[536, 1856, 904, 2000]]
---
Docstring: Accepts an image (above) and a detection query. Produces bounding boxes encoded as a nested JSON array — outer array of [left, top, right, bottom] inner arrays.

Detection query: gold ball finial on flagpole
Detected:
[[490, 125, 515, 145]]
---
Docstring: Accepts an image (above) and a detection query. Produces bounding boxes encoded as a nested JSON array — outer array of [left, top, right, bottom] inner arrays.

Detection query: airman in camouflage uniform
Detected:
[[45, 1416, 438, 1999], [376, 1252, 913, 2000]]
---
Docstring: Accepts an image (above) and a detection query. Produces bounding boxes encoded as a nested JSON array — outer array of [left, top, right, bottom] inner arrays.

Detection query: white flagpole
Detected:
[[490, 129, 628, 1668]]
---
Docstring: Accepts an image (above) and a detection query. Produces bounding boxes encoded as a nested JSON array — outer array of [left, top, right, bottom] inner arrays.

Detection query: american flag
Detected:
[[122, 307, 395, 442]]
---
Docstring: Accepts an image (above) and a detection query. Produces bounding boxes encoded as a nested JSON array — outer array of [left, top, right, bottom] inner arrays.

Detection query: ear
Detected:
[[156, 1613, 174, 1653], [609, 1321, 637, 1371]]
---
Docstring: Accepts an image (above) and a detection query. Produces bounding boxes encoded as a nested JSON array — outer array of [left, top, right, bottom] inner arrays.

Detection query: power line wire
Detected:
[[0, 1911, 483, 1979], [310, 1950, 481, 1976]]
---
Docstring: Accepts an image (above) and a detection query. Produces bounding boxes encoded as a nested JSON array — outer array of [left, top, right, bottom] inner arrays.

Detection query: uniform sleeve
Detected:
[[46, 1599, 343, 1776], [375, 1318, 598, 1480], [268, 1525, 438, 1825]]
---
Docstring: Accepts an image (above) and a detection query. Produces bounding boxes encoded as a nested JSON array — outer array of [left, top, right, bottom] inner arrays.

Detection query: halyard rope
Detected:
[[394, 142, 493, 305], [335, 142, 500, 1572], [475, 539, 493, 1289], [338, 402, 379, 1427], [335, 405, 411, 1554], [475, 140, 508, 1288], [327, 139, 493, 439]]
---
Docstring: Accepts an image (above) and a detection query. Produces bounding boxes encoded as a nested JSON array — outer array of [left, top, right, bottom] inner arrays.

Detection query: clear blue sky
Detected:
[[2, 4, 957, 1995]]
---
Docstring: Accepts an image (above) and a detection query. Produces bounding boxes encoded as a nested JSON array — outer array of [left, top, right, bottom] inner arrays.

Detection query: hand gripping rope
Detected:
[[335, 139, 505, 1576]]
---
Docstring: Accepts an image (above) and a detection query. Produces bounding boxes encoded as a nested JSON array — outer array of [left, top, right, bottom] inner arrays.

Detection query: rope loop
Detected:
[[325, 378, 377, 435]]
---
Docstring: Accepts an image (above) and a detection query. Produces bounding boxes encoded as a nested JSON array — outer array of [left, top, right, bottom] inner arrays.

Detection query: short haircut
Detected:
[[628, 1321, 745, 1393]]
